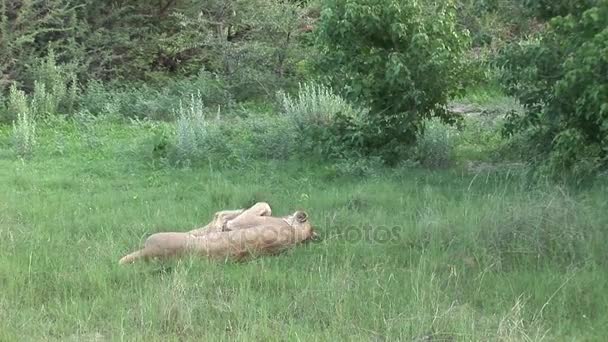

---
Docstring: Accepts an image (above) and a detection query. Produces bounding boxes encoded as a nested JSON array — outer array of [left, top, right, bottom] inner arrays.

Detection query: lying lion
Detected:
[[119, 202, 316, 264]]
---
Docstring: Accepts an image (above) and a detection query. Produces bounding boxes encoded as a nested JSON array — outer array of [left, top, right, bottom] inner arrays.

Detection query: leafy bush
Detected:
[[80, 72, 233, 120], [277, 82, 367, 158], [9, 86, 36, 157], [1, 0, 310, 104], [523, 0, 599, 19], [456, 0, 534, 48], [0, 93, 6, 122], [415, 119, 457, 169], [0, 51, 79, 121], [174, 92, 209, 164], [7, 85, 29, 122], [498, 1, 608, 180], [169, 92, 298, 167], [0, 1, 87, 92], [278, 82, 364, 131], [315, 0, 468, 161], [73, 109, 104, 149], [201, 115, 298, 165], [29, 50, 80, 117]]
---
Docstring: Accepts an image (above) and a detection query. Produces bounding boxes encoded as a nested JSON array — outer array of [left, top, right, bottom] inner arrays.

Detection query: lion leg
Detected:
[[119, 232, 192, 265], [246, 202, 272, 217], [189, 203, 272, 236], [189, 209, 245, 236], [225, 202, 272, 230]]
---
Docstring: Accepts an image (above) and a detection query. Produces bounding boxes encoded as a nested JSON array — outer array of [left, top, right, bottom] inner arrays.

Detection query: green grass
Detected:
[[0, 120, 607, 341]]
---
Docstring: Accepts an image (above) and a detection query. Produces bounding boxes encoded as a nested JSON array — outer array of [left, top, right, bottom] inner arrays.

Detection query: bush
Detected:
[[1, 51, 79, 122], [30, 50, 80, 117], [231, 116, 297, 161], [415, 119, 457, 169], [523, 0, 599, 19], [74, 109, 104, 149], [315, 0, 468, 161], [278, 82, 367, 158], [9, 86, 36, 157], [0, 93, 6, 123], [498, 1, 608, 180], [80, 72, 233, 120], [201, 115, 298, 164], [278, 82, 364, 131], [174, 92, 209, 164], [456, 0, 534, 49], [168, 91, 299, 167]]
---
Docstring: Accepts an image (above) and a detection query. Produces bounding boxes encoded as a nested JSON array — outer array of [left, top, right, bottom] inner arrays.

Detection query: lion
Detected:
[[118, 202, 316, 265]]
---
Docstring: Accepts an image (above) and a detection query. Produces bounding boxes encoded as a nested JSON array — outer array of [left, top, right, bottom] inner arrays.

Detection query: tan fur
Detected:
[[187, 202, 272, 236], [119, 203, 315, 265]]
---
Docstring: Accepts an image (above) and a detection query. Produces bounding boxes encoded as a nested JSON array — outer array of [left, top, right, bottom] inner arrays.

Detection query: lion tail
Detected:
[[119, 249, 147, 265]]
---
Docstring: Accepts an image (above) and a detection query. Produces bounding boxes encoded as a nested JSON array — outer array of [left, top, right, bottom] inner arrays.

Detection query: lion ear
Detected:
[[295, 211, 308, 223]]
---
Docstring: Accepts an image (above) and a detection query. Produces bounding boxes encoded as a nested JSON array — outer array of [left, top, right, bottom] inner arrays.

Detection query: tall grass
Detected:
[[9, 85, 36, 157], [174, 92, 208, 163], [278, 82, 364, 129], [79, 72, 233, 120], [30, 50, 80, 116], [416, 118, 457, 168]]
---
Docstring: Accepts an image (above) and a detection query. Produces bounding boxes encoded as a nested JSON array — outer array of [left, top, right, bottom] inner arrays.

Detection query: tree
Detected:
[[499, 0, 608, 180], [314, 0, 468, 161]]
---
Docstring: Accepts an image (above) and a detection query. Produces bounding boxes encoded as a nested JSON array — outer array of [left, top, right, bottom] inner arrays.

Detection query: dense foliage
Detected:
[[0, 0, 310, 97], [456, 0, 533, 48], [499, 0, 608, 179], [315, 0, 468, 162], [523, 0, 600, 19]]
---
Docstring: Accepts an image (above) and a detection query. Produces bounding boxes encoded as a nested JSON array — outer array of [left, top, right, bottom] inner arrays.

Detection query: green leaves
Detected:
[[499, 0, 608, 180], [314, 0, 467, 161]]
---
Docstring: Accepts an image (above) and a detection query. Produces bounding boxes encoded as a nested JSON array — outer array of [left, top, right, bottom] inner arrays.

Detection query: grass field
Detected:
[[1, 119, 607, 341]]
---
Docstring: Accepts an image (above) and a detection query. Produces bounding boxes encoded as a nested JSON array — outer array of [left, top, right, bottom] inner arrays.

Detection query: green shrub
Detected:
[[278, 82, 364, 131], [170, 109, 298, 167], [0, 1, 87, 93], [29, 50, 80, 117], [7, 85, 29, 123], [74, 109, 104, 149], [456, 0, 533, 48], [30, 81, 56, 119], [0, 93, 6, 123], [80, 72, 233, 120], [415, 118, 457, 169], [9, 86, 36, 157], [278, 82, 370, 160], [523, 0, 599, 19], [200, 116, 297, 165], [79, 80, 118, 118], [315, 0, 468, 161], [1, 51, 80, 121], [174, 92, 209, 164], [498, 1, 608, 180], [169, 90, 298, 166], [232, 116, 297, 161]]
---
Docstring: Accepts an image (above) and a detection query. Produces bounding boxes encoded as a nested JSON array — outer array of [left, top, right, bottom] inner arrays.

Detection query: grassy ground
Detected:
[[0, 119, 607, 341]]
